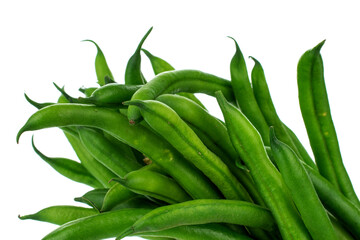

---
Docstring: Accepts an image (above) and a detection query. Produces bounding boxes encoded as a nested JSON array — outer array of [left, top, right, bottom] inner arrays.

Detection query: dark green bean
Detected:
[[75, 189, 108, 212], [118, 199, 276, 239], [31, 136, 102, 188], [127, 69, 236, 124], [125, 27, 153, 85], [19, 205, 97, 225], [229, 38, 269, 145], [42, 208, 151, 240], [125, 99, 251, 201], [270, 127, 337, 240], [78, 127, 142, 177], [17, 103, 221, 199], [83, 40, 114, 86], [114, 168, 191, 204], [111, 195, 160, 210], [298, 41, 359, 207], [216, 91, 311, 240]]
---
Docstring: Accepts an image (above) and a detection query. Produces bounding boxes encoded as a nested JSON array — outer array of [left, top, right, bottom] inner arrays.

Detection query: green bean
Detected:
[[31, 136, 102, 188], [136, 223, 253, 240], [78, 127, 142, 177], [118, 199, 275, 239], [77, 83, 141, 107], [329, 215, 356, 240], [298, 41, 360, 207], [250, 56, 317, 170], [114, 168, 191, 204], [176, 92, 207, 109], [142, 48, 175, 75], [156, 93, 238, 160], [112, 196, 160, 210], [229, 38, 269, 145], [19, 205, 97, 225], [125, 27, 152, 85], [42, 208, 151, 240], [127, 69, 235, 124], [79, 87, 97, 97], [270, 127, 337, 240], [126, 99, 251, 201], [101, 183, 137, 212], [303, 163, 360, 237], [17, 103, 221, 199], [216, 91, 311, 240], [83, 40, 114, 86], [75, 189, 108, 212]]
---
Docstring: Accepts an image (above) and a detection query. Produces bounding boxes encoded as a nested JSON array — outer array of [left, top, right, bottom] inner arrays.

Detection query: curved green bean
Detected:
[[101, 183, 137, 212], [75, 189, 108, 212]]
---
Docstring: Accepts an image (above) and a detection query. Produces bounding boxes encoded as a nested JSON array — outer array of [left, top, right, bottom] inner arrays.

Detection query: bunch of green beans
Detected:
[[17, 28, 360, 240]]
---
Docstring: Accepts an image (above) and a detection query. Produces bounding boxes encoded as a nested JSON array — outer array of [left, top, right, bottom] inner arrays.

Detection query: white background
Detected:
[[1, 1, 360, 239]]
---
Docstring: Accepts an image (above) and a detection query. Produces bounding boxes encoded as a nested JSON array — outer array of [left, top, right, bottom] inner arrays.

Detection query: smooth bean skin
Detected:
[[156, 94, 238, 160], [114, 168, 191, 204], [142, 48, 175, 75], [298, 41, 360, 206], [42, 208, 151, 240], [77, 84, 142, 107], [111, 196, 160, 210], [136, 223, 253, 240], [270, 127, 337, 240], [83, 40, 114, 86], [31, 136, 102, 188], [216, 91, 311, 240], [229, 38, 269, 145], [75, 189, 108, 212], [16, 103, 221, 199], [125, 27, 152, 85], [118, 199, 275, 239], [101, 183, 137, 212], [127, 69, 236, 124], [126, 99, 251, 201], [19, 205, 97, 225], [78, 127, 142, 177]]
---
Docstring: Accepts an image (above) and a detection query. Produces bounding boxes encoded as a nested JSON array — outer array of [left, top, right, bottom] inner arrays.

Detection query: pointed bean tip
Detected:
[[313, 39, 326, 53]]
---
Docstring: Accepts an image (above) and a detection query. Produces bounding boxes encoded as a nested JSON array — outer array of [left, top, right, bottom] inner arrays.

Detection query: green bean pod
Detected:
[[127, 69, 236, 124], [250, 57, 317, 170], [229, 38, 269, 145], [270, 127, 337, 240], [79, 87, 97, 97], [136, 223, 253, 240], [142, 48, 175, 74], [19, 205, 97, 225], [303, 163, 360, 237], [75, 189, 108, 212], [125, 99, 251, 201], [78, 127, 142, 177], [17, 103, 221, 199], [118, 199, 275, 239], [111, 196, 160, 210], [125, 27, 152, 85], [113, 168, 191, 204], [77, 83, 141, 107], [298, 40, 359, 207], [156, 93, 238, 160], [31, 136, 102, 188], [216, 91, 311, 240], [101, 183, 137, 212], [83, 40, 114, 86], [42, 208, 151, 240]]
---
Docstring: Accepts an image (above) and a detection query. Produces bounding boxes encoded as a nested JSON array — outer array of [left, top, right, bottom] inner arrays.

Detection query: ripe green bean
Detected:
[[42, 208, 151, 240], [101, 183, 136, 212], [31, 136, 102, 188], [118, 199, 275, 239], [229, 38, 269, 145], [216, 91, 311, 240], [75, 189, 108, 212], [127, 69, 235, 124], [17, 103, 221, 199], [270, 127, 337, 240], [298, 41, 359, 208], [126, 99, 251, 201], [19, 205, 97, 225], [83, 40, 114, 86], [114, 168, 191, 204], [78, 127, 142, 177], [125, 27, 152, 85], [142, 48, 175, 75]]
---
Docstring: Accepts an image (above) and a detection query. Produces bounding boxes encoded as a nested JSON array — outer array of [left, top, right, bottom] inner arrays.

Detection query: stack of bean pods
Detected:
[[17, 27, 360, 240]]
